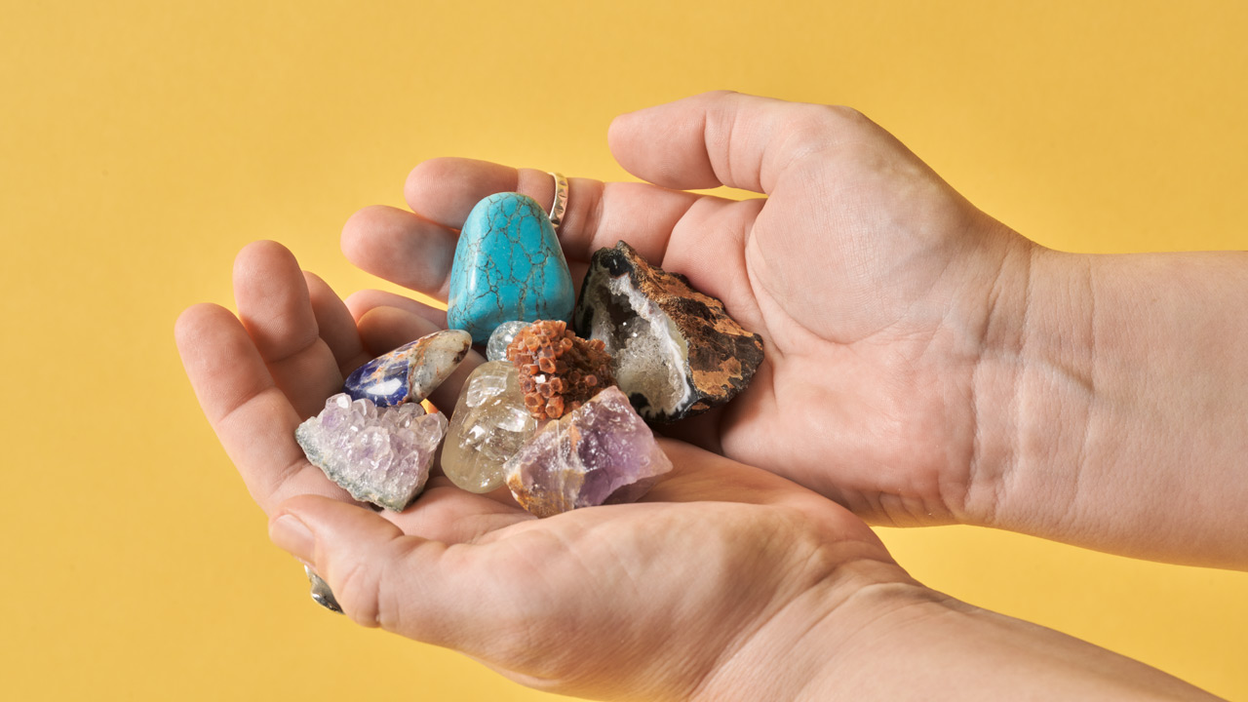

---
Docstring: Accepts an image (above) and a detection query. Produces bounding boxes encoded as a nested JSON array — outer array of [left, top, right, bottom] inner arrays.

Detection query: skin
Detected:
[[176, 91, 1242, 699]]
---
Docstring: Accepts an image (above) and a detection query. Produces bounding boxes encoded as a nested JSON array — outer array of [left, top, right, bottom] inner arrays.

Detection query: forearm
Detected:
[[698, 576, 1222, 701], [970, 246, 1248, 567]]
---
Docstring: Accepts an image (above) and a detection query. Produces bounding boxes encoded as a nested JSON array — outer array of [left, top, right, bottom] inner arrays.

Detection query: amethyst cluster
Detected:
[[504, 387, 672, 517], [296, 393, 447, 512]]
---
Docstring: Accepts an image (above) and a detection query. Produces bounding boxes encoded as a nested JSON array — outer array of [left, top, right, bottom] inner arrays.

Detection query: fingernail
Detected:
[[269, 514, 315, 562]]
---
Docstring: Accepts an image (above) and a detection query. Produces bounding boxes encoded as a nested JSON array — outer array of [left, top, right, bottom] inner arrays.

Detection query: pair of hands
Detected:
[[178, 92, 1224, 700]]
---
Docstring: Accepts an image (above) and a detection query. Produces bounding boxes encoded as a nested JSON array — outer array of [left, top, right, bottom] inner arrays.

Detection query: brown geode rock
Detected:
[[573, 241, 764, 422], [506, 320, 615, 420]]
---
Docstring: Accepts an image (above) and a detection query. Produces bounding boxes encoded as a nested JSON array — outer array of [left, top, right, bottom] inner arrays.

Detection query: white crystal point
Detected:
[[442, 361, 538, 493], [485, 320, 530, 362], [296, 393, 447, 511]]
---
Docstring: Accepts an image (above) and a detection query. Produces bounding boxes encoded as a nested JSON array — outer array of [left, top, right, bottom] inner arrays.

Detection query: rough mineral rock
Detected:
[[506, 320, 614, 420], [486, 320, 530, 362], [447, 192, 576, 344], [503, 386, 672, 518], [295, 393, 448, 511], [342, 329, 472, 407], [441, 361, 539, 493], [573, 241, 764, 422]]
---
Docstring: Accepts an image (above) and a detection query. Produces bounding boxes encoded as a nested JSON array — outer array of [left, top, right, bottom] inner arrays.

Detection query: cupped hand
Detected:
[[175, 240, 910, 701], [342, 91, 1035, 528]]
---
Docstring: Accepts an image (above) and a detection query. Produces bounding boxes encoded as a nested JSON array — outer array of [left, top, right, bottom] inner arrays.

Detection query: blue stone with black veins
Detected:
[[447, 192, 575, 344]]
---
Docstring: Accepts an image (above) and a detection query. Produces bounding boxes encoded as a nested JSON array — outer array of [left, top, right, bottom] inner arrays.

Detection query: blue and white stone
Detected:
[[447, 193, 575, 344], [343, 329, 472, 407]]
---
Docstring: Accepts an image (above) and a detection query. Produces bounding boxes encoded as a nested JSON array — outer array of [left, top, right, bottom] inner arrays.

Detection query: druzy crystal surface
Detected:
[[486, 320, 530, 362], [503, 386, 672, 518], [574, 241, 764, 422], [342, 329, 471, 407], [441, 361, 538, 493], [507, 320, 614, 420], [296, 393, 447, 511], [447, 193, 576, 343]]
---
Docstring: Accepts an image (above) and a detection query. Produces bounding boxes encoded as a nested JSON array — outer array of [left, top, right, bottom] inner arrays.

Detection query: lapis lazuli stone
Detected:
[[342, 329, 472, 407], [447, 193, 575, 344]]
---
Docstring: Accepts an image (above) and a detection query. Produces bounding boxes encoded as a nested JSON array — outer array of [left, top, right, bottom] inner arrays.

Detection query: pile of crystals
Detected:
[[296, 192, 764, 518], [295, 329, 471, 512]]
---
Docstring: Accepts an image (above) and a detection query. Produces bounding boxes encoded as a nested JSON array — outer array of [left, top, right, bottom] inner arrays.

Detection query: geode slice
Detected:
[[503, 386, 673, 518], [441, 361, 539, 493], [573, 241, 764, 422], [507, 319, 614, 420], [296, 393, 448, 511], [342, 329, 472, 407]]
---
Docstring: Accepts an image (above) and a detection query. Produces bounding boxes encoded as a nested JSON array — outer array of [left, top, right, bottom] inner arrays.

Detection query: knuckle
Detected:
[[794, 104, 868, 139]]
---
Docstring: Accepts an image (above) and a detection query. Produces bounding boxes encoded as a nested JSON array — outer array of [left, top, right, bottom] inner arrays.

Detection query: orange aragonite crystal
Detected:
[[506, 320, 615, 420]]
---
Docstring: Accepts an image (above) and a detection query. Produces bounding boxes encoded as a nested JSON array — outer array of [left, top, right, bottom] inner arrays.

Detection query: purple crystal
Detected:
[[503, 386, 672, 517], [296, 393, 448, 511]]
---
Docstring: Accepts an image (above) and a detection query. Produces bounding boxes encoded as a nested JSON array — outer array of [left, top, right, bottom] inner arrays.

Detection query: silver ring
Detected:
[[547, 172, 568, 231], [305, 565, 343, 614]]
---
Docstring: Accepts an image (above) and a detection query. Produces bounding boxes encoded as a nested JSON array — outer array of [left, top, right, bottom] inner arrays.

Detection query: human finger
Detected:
[[402, 157, 704, 265], [175, 304, 353, 514], [233, 241, 342, 419], [608, 90, 870, 194], [270, 494, 508, 646], [343, 288, 447, 327], [340, 205, 459, 301], [304, 271, 370, 378]]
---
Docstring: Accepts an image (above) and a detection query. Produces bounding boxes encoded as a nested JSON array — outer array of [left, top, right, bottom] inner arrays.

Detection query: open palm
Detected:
[[175, 240, 906, 700], [343, 91, 1033, 527]]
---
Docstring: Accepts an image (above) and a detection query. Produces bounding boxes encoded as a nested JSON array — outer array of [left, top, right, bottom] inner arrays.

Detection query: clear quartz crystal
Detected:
[[485, 320, 530, 362], [295, 393, 447, 511], [442, 361, 538, 493]]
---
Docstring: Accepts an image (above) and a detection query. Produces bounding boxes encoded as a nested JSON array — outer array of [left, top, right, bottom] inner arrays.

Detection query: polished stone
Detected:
[[441, 361, 538, 493], [503, 386, 672, 517], [486, 320, 530, 362], [296, 393, 448, 511], [342, 329, 471, 407], [447, 193, 575, 344]]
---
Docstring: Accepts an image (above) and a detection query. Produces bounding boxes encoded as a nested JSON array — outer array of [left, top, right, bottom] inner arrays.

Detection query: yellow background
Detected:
[[2, 1, 1246, 699]]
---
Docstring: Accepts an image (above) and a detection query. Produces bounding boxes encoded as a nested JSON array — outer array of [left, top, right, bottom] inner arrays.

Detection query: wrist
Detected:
[[696, 558, 1220, 701], [963, 244, 1248, 567], [688, 557, 922, 702], [961, 243, 1098, 534]]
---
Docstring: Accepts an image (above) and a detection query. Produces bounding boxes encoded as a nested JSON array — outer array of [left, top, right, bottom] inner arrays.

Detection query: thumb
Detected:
[[268, 495, 465, 644]]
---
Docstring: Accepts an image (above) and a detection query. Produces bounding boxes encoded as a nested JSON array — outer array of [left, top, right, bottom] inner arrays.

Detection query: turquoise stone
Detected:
[[447, 193, 574, 344]]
